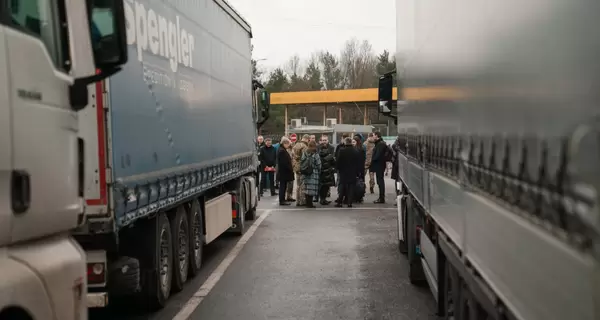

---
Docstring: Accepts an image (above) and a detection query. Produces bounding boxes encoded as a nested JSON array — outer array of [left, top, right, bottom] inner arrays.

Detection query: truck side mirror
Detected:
[[88, 0, 128, 70], [256, 90, 270, 127], [260, 90, 270, 108], [378, 74, 393, 115]]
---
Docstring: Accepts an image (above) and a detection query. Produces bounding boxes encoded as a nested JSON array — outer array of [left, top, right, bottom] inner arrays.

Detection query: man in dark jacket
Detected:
[[369, 132, 388, 203], [335, 137, 360, 207], [317, 135, 336, 205], [259, 138, 277, 196]]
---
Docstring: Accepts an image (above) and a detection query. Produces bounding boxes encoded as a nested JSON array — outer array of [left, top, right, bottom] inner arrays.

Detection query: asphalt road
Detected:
[[90, 177, 437, 320]]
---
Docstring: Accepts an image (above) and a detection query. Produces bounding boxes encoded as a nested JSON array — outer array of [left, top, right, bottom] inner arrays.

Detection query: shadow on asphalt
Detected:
[[88, 231, 251, 320]]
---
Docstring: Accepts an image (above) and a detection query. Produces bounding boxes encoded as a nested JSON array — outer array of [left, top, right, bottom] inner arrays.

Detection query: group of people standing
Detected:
[[256, 132, 392, 208]]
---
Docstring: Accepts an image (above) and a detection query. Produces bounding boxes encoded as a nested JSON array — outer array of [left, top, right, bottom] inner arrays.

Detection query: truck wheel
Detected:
[[256, 173, 261, 202], [246, 206, 257, 221], [232, 181, 246, 236], [0, 308, 33, 320], [245, 178, 258, 220], [170, 206, 190, 292], [108, 256, 140, 295], [243, 179, 251, 217], [188, 199, 204, 277], [143, 213, 172, 310]]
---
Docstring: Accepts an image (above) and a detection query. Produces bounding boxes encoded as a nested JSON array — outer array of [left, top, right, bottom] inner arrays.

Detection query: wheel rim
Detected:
[[159, 227, 170, 295], [193, 211, 202, 266], [178, 220, 189, 278]]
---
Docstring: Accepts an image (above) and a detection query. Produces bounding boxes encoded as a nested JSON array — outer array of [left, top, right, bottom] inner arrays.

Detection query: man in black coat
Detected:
[[258, 138, 277, 196], [335, 137, 360, 207], [317, 135, 336, 205], [276, 138, 294, 205], [369, 132, 388, 203]]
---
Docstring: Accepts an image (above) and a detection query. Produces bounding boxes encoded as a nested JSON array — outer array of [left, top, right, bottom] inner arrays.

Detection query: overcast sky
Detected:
[[226, 0, 396, 73]]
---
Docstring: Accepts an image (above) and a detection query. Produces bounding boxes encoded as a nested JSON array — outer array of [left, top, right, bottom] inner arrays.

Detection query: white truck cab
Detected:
[[0, 0, 127, 319]]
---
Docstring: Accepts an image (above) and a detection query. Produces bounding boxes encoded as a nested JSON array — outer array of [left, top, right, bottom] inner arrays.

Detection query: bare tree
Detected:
[[285, 54, 302, 78], [285, 55, 309, 92], [340, 38, 376, 89], [251, 45, 263, 80]]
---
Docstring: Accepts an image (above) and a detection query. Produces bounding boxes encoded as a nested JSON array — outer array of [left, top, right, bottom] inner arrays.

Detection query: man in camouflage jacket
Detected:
[[291, 134, 310, 206], [363, 132, 376, 194]]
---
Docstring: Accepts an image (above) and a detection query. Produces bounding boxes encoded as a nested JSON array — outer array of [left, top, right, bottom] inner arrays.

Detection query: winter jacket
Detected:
[[291, 141, 308, 173], [364, 140, 376, 168], [369, 139, 387, 173], [259, 145, 277, 167], [301, 151, 321, 196], [336, 145, 361, 185], [257, 142, 265, 168], [355, 145, 366, 178], [318, 143, 336, 187], [276, 147, 294, 182]]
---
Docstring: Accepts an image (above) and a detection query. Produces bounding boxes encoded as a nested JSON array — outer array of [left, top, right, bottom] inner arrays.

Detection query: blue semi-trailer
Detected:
[[73, 0, 270, 309]]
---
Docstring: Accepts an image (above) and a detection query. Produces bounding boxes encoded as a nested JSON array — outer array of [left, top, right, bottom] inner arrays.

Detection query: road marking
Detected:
[[172, 209, 273, 320], [270, 207, 397, 211]]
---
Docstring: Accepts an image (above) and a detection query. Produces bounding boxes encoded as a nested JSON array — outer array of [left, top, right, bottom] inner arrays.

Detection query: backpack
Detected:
[[384, 144, 394, 162], [354, 178, 366, 201], [300, 154, 313, 175]]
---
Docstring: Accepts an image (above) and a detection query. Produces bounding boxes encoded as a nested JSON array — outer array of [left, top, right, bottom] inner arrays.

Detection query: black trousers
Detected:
[[260, 171, 275, 194], [338, 183, 354, 205], [278, 180, 288, 203], [375, 169, 385, 199], [319, 185, 330, 201]]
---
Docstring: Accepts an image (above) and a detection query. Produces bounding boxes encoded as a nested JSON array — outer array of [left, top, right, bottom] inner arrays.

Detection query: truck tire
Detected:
[[187, 199, 204, 277], [244, 179, 251, 215], [170, 206, 190, 292], [108, 256, 140, 295], [231, 181, 246, 236], [255, 172, 261, 202], [0, 308, 33, 320], [142, 213, 172, 310], [246, 206, 257, 221], [244, 177, 258, 220]]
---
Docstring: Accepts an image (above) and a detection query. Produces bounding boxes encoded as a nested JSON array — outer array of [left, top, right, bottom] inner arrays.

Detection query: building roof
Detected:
[[270, 87, 466, 105]]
